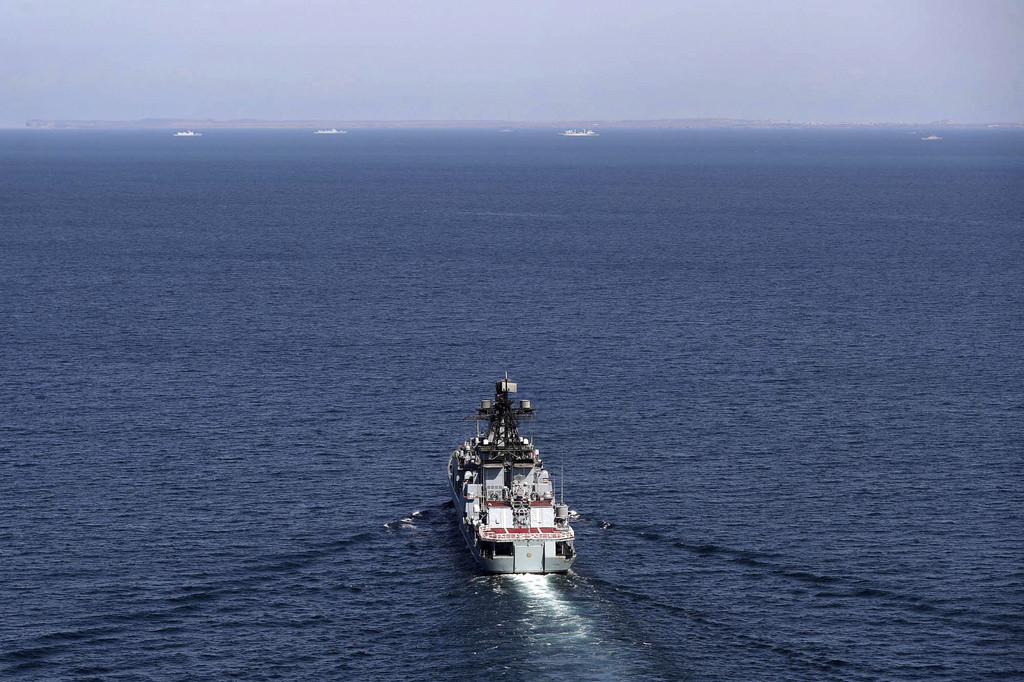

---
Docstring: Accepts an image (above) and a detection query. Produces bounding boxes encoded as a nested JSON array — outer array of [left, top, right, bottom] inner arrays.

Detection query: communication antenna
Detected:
[[560, 463, 564, 505]]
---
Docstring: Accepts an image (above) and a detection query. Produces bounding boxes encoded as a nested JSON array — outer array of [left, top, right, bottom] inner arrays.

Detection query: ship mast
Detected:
[[474, 376, 535, 462]]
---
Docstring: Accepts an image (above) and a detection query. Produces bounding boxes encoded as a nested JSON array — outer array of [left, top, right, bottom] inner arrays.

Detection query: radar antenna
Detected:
[[470, 377, 536, 462]]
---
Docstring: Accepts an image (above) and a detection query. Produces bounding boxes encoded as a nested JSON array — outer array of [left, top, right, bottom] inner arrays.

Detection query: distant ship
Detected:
[[173, 130, 202, 137], [921, 135, 942, 141], [449, 377, 576, 574], [498, 128, 514, 133], [314, 128, 347, 134], [559, 128, 599, 137]]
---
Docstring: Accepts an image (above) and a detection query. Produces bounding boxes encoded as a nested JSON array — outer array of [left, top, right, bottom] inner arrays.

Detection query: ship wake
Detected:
[[511, 574, 591, 639], [502, 573, 627, 678]]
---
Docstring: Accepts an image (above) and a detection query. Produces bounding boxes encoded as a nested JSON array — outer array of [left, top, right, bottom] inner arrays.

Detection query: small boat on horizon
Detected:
[[921, 135, 942, 141], [559, 128, 599, 137], [173, 130, 202, 137], [314, 128, 347, 134]]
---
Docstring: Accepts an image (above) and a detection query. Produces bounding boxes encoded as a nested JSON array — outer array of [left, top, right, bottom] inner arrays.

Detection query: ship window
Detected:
[[484, 466, 504, 487], [494, 542, 514, 557]]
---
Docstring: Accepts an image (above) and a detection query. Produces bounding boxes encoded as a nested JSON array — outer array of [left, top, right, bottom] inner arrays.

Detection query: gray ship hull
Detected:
[[449, 471, 574, 574]]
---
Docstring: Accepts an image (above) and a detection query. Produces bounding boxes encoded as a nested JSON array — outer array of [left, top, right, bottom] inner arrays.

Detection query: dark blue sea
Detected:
[[1, 129, 1022, 680]]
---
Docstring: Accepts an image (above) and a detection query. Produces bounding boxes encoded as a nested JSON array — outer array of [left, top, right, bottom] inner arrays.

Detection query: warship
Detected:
[[449, 378, 576, 573]]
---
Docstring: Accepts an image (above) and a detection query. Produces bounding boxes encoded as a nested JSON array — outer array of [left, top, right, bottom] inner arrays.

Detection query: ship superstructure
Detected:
[[449, 378, 576, 573]]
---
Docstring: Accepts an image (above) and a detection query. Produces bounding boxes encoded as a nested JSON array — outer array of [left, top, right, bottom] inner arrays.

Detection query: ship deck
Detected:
[[478, 527, 573, 541]]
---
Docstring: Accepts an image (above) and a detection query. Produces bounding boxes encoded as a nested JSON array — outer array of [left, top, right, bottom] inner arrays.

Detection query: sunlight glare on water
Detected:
[[511, 573, 586, 634], [504, 573, 630, 680]]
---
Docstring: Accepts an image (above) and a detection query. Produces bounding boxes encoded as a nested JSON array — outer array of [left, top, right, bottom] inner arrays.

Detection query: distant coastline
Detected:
[[22, 118, 1023, 131]]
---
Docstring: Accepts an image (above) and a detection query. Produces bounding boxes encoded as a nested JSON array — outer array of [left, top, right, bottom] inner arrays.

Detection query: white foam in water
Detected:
[[505, 574, 625, 678], [510, 574, 589, 639]]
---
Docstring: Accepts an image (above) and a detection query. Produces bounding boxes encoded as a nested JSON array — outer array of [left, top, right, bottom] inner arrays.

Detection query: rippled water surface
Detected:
[[1, 129, 1022, 680]]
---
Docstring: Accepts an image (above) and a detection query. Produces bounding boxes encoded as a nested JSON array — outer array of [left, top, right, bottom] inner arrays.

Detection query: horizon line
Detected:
[[13, 117, 1024, 131]]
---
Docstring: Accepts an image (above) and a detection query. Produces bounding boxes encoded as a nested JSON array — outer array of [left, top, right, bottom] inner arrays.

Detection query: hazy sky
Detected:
[[2, 0, 1022, 125]]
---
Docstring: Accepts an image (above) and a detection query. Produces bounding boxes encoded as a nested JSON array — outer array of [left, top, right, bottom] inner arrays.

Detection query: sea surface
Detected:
[[1, 129, 1022, 680]]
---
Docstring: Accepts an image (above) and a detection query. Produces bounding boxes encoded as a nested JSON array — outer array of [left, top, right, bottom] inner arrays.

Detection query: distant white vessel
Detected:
[[173, 130, 202, 137], [314, 128, 347, 135], [921, 135, 942, 141], [559, 128, 598, 137]]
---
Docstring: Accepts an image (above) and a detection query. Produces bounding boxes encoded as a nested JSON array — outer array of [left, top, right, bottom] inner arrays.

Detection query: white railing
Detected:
[[479, 528, 574, 541]]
